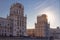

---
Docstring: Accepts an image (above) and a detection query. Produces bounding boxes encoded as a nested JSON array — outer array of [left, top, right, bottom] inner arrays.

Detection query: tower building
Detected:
[[8, 3, 27, 36], [0, 3, 27, 36], [35, 14, 50, 37]]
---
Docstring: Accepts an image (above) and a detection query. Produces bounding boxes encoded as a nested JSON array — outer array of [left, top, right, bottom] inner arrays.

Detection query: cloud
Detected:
[[34, 0, 57, 10], [35, 0, 49, 9]]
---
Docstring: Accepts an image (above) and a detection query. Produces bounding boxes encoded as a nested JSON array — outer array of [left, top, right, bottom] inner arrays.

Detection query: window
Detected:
[[8, 24, 9, 26], [15, 29, 16, 31], [19, 6, 21, 8], [18, 10, 20, 14], [17, 20, 19, 26], [17, 33, 19, 36], [17, 27, 19, 29], [14, 9, 20, 14], [17, 31, 20, 36], [20, 30, 21, 32]]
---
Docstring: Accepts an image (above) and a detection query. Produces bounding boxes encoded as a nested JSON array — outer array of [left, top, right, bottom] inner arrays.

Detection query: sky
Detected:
[[0, 0, 60, 29]]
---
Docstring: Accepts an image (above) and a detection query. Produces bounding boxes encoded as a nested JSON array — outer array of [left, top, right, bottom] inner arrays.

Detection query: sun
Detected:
[[39, 10, 57, 28], [38, 10, 56, 28], [42, 12, 54, 22], [39, 10, 55, 23]]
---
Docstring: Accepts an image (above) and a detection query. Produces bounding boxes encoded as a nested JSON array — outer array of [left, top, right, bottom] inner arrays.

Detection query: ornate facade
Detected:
[[35, 14, 50, 37], [0, 3, 27, 36]]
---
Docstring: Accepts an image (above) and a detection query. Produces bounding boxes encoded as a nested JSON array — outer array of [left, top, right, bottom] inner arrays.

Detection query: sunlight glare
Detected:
[[38, 10, 56, 28]]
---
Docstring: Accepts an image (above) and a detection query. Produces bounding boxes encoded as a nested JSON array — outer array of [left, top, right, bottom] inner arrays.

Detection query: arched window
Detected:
[[14, 9, 20, 14]]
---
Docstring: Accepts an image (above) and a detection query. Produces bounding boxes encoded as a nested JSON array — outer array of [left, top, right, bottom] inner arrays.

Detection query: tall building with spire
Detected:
[[8, 3, 27, 36], [35, 14, 50, 37], [0, 3, 27, 36]]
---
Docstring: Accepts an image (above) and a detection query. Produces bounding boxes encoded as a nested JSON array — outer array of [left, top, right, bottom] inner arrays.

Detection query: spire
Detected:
[[7, 14, 8, 17]]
